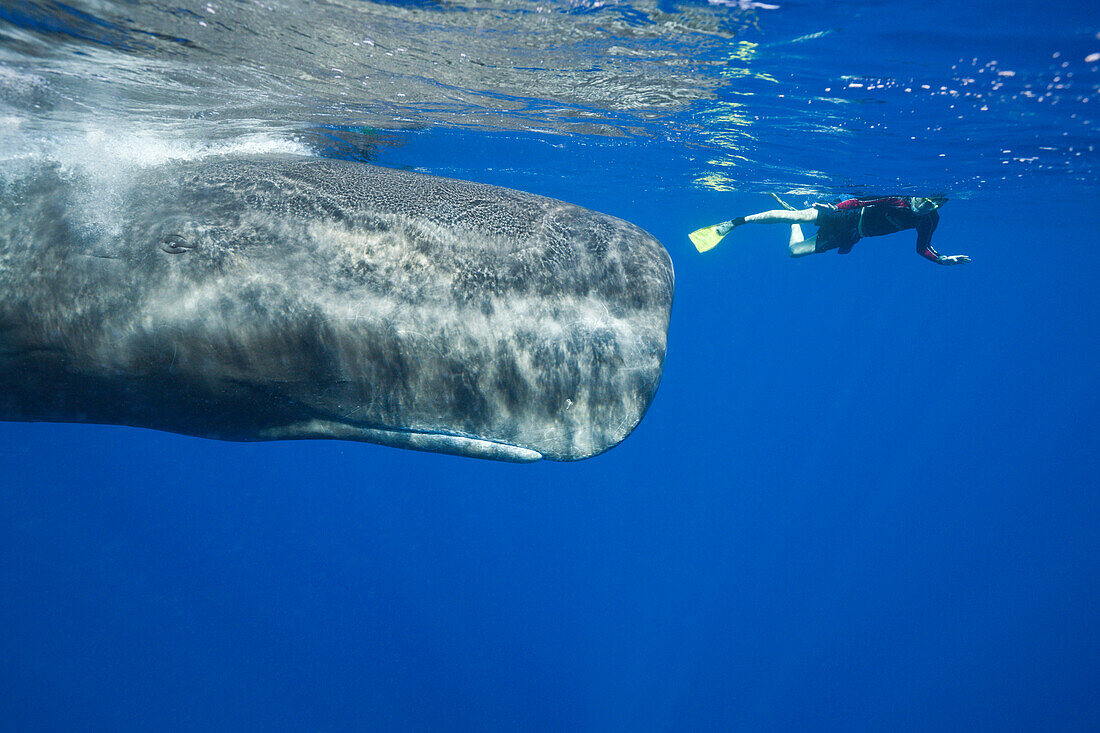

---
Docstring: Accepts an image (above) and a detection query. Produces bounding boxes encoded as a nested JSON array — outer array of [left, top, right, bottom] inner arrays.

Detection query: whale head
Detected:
[[0, 154, 674, 461]]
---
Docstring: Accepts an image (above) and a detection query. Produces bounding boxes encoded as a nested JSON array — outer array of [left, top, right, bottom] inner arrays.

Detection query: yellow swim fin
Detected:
[[689, 221, 734, 253]]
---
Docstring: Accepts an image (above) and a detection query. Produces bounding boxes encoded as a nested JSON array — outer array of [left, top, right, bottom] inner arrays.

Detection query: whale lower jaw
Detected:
[[259, 419, 544, 463]]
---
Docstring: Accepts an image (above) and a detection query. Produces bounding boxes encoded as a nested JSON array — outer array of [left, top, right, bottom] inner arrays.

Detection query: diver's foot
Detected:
[[716, 217, 746, 236]]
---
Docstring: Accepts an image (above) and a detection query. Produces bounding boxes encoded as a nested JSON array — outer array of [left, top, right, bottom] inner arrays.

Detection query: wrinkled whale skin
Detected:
[[0, 155, 674, 461]]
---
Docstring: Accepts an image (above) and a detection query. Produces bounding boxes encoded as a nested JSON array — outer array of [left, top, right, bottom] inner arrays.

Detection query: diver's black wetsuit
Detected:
[[814, 197, 942, 262]]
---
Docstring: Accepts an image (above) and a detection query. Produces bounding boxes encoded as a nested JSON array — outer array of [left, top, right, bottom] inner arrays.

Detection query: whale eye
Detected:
[[159, 233, 196, 254]]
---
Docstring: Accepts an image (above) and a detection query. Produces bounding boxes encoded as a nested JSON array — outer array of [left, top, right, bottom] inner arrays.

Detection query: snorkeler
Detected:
[[690, 195, 971, 265]]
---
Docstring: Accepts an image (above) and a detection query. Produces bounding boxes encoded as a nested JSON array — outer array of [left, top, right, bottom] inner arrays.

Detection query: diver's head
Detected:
[[911, 195, 947, 213]]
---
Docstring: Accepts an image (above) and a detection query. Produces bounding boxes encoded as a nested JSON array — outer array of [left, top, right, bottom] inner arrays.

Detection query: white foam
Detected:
[[51, 122, 307, 177], [0, 116, 307, 240]]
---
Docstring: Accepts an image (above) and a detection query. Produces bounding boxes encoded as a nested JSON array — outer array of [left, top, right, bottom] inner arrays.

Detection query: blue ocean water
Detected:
[[1, 1, 1098, 730]]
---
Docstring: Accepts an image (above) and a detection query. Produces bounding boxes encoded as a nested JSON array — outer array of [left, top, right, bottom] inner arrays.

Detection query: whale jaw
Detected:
[[259, 419, 544, 462]]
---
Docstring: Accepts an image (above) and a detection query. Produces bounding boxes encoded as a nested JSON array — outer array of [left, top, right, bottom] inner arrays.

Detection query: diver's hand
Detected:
[[937, 254, 971, 265]]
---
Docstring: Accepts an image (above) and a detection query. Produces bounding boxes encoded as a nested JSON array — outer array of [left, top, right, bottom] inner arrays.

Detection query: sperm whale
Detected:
[[0, 154, 674, 461]]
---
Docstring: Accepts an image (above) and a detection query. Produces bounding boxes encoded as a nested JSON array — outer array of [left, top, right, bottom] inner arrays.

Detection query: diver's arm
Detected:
[[915, 210, 940, 262], [914, 210, 968, 264]]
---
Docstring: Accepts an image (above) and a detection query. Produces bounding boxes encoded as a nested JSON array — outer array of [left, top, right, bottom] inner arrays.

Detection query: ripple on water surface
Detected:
[[0, 0, 1096, 196]]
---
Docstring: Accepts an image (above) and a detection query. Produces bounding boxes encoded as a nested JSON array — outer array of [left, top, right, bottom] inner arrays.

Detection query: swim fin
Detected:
[[689, 221, 735, 253]]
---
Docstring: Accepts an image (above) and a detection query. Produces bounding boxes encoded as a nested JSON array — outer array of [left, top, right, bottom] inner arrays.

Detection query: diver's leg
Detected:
[[742, 207, 819, 225], [788, 228, 817, 257], [719, 207, 818, 235], [789, 224, 805, 246], [714, 207, 820, 255]]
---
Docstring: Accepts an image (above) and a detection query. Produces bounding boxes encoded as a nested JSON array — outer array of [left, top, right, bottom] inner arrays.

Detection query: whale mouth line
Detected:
[[228, 380, 544, 461], [360, 426, 545, 463], [260, 417, 544, 463]]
